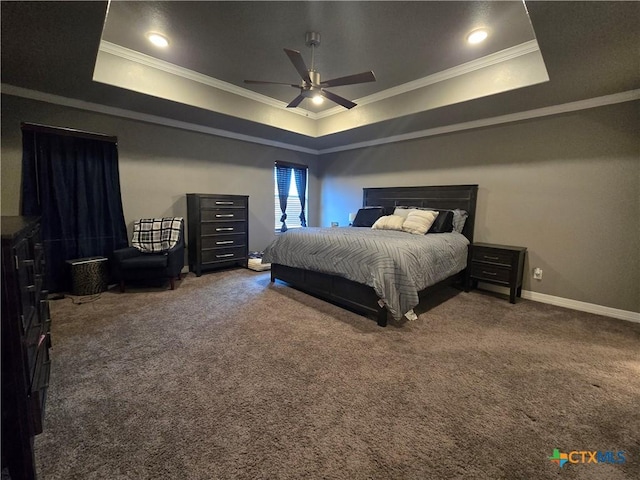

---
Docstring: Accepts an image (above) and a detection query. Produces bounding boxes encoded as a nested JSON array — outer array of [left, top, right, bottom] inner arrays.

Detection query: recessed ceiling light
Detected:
[[467, 29, 488, 45], [312, 95, 324, 105], [146, 32, 169, 48]]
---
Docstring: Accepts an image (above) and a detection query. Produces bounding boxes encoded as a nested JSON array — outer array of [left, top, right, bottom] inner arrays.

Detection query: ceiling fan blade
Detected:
[[321, 71, 376, 87], [321, 90, 357, 109], [244, 80, 299, 87], [287, 94, 306, 108], [284, 48, 312, 84]]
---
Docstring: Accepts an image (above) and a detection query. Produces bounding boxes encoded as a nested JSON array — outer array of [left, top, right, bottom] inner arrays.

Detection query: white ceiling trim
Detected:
[[3, 83, 637, 157], [0, 83, 318, 155], [99, 39, 540, 122], [99, 41, 311, 119], [318, 89, 640, 154], [315, 40, 542, 119]]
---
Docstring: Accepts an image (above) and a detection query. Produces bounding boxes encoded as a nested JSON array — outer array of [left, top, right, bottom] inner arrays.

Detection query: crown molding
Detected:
[[3, 84, 637, 156], [310, 40, 540, 119], [99, 41, 316, 119], [0, 84, 319, 155], [318, 89, 640, 154], [100, 39, 540, 122]]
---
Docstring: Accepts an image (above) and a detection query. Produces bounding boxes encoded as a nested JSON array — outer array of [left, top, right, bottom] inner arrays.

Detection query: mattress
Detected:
[[262, 227, 469, 319]]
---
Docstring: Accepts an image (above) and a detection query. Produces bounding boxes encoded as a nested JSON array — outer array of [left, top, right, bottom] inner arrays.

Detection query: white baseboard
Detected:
[[476, 283, 640, 324]]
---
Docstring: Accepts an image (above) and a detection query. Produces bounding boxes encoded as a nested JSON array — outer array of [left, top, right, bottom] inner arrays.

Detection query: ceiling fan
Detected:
[[244, 32, 376, 109]]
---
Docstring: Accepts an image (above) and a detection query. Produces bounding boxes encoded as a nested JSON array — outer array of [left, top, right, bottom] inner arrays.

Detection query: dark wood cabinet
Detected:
[[2, 216, 52, 480], [186, 194, 249, 276], [465, 242, 527, 303]]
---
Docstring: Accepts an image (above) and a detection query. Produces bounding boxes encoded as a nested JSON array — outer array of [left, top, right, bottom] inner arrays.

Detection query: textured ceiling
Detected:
[[1, 1, 639, 152]]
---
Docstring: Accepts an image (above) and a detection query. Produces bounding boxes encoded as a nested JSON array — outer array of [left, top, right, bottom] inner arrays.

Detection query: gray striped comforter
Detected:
[[262, 227, 469, 320]]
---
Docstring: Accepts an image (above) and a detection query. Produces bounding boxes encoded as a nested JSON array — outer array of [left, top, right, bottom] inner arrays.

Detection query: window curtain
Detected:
[[21, 127, 129, 292], [275, 165, 292, 232], [293, 167, 307, 227]]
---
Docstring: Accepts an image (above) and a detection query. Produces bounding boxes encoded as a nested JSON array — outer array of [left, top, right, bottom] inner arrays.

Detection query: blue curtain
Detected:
[[21, 128, 128, 292], [293, 167, 307, 227], [275, 165, 291, 232]]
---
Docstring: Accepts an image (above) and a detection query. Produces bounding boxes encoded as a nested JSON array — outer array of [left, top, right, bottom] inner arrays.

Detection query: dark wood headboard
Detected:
[[362, 185, 479, 242]]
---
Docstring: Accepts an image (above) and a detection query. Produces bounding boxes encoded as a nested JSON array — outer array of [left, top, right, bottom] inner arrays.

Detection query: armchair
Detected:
[[111, 217, 185, 292]]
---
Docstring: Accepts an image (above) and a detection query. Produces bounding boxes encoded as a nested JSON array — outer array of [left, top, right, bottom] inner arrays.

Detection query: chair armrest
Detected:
[[166, 242, 185, 274]]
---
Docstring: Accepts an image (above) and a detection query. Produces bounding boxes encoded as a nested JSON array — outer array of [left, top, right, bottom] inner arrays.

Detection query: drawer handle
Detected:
[[215, 201, 234, 205], [215, 214, 234, 218], [483, 255, 500, 261], [216, 228, 234, 232], [482, 271, 498, 276], [216, 240, 234, 245], [216, 253, 234, 258]]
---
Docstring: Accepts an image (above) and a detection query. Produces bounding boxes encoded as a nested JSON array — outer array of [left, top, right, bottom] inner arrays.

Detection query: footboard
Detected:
[[271, 264, 388, 326]]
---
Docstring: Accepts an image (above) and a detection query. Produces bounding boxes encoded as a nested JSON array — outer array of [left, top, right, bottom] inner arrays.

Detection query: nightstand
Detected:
[[465, 242, 527, 304]]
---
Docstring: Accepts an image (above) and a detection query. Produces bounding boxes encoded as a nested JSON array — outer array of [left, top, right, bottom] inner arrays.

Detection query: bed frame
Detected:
[[270, 185, 479, 327]]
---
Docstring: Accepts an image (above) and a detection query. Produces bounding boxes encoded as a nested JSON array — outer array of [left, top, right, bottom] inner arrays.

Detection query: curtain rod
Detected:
[[275, 160, 308, 169], [21, 122, 118, 144]]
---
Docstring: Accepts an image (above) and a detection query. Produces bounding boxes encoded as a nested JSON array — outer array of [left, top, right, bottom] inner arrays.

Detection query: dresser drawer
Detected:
[[201, 221, 246, 236], [200, 208, 247, 222], [202, 246, 247, 264], [187, 194, 249, 276], [471, 246, 514, 266], [201, 234, 246, 249], [469, 264, 511, 284], [30, 333, 50, 392], [200, 197, 247, 209]]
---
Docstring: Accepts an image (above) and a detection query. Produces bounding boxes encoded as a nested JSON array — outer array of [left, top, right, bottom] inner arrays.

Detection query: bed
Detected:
[[264, 185, 478, 326]]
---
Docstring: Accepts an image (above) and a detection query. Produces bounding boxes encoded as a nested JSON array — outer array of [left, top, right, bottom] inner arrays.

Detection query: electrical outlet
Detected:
[[533, 267, 543, 280]]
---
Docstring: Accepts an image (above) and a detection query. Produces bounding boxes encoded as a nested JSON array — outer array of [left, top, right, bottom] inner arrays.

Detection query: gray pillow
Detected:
[[352, 207, 384, 227], [451, 209, 468, 234]]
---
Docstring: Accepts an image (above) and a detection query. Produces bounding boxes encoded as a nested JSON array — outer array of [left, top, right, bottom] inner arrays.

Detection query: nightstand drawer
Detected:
[[471, 247, 513, 266], [466, 242, 527, 304], [469, 264, 511, 283]]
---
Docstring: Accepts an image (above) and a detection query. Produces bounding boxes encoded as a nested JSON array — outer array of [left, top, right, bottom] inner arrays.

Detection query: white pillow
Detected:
[[393, 207, 415, 219], [402, 210, 439, 235], [371, 215, 406, 231]]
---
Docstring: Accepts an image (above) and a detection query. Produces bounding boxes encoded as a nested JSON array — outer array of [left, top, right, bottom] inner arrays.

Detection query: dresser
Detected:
[[465, 242, 527, 304], [1, 216, 52, 480], [186, 194, 249, 276]]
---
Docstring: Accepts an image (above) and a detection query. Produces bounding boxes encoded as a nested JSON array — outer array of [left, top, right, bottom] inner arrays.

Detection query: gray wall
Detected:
[[1, 94, 319, 252], [318, 102, 639, 313], [2, 94, 638, 314]]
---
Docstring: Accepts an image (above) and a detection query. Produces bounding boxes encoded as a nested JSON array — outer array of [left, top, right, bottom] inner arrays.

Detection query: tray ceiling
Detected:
[[94, 1, 548, 137]]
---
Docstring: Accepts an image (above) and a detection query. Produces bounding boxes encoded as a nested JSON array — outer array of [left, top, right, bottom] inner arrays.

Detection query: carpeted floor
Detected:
[[35, 269, 639, 479]]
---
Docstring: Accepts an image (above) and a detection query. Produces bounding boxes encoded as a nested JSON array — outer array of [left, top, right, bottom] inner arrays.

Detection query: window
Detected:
[[274, 164, 307, 232]]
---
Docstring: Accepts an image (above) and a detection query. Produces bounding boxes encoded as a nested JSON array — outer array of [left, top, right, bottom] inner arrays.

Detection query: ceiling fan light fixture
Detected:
[[467, 29, 488, 44], [146, 32, 169, 48], [244, 32, 375, 110]]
